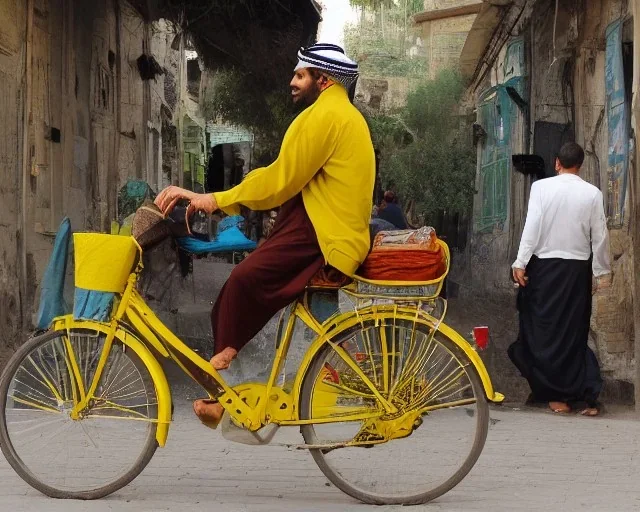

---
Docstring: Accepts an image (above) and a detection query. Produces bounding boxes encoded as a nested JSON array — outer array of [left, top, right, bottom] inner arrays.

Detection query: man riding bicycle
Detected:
[[155, 43, 375, 424]]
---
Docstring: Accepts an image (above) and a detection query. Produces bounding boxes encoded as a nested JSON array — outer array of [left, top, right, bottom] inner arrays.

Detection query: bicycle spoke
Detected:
[[104, 374, 143, 398], [8, 394, 60, 414], [25, 355, 64, 403], [49, 339, 71, 402], [302, 316, 489, 504], [2, 330, 158, 495], [79, 421, 99, 449], [6, 416, 64, 437], [99, 357, 133, 396], [13, 378, 58, 404], [17, 420, 73, 452], [90, 400, 156, 420]]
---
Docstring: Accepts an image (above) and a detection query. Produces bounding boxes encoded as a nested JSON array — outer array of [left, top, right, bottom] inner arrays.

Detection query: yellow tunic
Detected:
[[213, 84, 375, 276]]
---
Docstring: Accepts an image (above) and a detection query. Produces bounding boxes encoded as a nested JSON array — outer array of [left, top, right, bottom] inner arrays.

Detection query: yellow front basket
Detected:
[[74, 233, 141, 293]]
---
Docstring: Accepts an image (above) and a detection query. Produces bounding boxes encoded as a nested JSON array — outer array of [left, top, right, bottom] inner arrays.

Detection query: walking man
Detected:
[[508, 142, 611, 416]]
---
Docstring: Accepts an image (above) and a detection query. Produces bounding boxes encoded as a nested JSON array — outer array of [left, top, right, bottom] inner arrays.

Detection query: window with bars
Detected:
[[474, 38, 526, 234]]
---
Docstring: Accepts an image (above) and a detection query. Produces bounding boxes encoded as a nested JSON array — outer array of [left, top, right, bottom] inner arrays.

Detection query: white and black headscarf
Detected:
[[295, 43, 359, 101]]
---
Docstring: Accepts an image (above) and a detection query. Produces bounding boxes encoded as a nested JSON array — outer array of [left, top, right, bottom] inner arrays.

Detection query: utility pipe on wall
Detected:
[[20, 0, 34, 325]]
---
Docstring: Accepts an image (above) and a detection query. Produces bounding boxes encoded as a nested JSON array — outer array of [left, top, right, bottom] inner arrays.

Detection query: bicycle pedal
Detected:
[[220, 412, 278, 445]]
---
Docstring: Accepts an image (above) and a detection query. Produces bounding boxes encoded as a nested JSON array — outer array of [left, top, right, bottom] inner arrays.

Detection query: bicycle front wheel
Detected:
[[299, 313, 489, 505], [0, 329, 159, 499]]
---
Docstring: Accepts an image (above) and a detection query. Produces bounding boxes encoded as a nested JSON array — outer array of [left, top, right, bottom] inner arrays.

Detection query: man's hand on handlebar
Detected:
[[154, 186, 218, 216]]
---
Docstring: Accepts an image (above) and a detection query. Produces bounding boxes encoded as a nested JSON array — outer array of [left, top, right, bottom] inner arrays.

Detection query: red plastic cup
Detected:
[[473, 326, 490, 350]]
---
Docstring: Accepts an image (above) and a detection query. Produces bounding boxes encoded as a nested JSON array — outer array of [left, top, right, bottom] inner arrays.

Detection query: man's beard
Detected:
[[293, 83, 322, 109]]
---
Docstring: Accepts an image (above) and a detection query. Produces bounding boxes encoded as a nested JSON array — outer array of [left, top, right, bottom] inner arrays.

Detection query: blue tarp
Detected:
[[73, 288, 115, 323], [36, 217, 116, 326], [176, 226, 257, 255], [36, 218, 72, 329]]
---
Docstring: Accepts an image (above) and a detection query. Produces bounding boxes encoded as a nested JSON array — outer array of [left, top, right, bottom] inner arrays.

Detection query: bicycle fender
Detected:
[[435, 321, 504, 403], [52, 316, 173, 446], [118, 330, 173, 446]]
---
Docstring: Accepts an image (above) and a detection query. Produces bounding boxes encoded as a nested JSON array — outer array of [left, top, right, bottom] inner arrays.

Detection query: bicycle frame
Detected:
[[49, 269, 384, 437], [51, 258, 502, 448]]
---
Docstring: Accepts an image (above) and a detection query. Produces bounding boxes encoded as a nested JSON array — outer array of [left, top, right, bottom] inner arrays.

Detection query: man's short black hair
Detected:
[[557, 142, 584, 169]]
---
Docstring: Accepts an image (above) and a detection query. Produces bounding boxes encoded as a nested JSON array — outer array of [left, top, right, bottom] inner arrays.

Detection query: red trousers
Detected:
[[211, 195, 324, 354]]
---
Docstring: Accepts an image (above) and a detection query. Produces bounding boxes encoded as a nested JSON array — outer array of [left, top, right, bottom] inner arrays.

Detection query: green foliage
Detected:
[[368, 69, 476, 217], [348, 0, 395, 9], [344, 0, 426, 78], [385, 132, 476, 215], [366, 112, 407, 148], [348, 0, 423, 12], [403, 69, 467, 137], [344, 34, 427, 77]]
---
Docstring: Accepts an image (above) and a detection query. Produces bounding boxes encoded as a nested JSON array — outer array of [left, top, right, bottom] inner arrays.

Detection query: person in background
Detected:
[[508, 142, 611, 416], [375, 190, 407, 230]]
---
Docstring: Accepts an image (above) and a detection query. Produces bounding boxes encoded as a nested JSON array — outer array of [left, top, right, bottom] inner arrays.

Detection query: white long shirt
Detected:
[[513, 173, 611, 277]]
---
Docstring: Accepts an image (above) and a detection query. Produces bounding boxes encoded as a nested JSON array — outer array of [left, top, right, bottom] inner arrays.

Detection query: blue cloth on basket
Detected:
[[73, 288, 115, 322], [176, 226, 257, 255], [36, 217, 72, 329]]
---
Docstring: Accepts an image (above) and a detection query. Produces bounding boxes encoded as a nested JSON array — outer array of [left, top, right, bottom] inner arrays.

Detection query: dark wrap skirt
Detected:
[[508, 255, 603, 407]]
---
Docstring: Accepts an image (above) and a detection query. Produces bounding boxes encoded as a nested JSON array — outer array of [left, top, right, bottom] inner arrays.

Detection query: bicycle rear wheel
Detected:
[[299, 314, 489, 505], [0, 329, 159, 499]]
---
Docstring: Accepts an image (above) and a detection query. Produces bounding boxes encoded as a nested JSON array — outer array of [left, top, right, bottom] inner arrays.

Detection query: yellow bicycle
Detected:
[[0, 233, 503, 505]]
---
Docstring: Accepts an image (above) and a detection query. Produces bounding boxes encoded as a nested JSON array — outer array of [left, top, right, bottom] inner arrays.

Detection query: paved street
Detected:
[[1, 389, 639, 512]]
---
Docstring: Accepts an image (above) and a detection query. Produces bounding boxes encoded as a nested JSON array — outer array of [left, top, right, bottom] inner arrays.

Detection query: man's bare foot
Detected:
[[580, 407, 599, 417], [210, 347, 238, 370], [549, 401, 571, 413], [193, 399, 224, 427]]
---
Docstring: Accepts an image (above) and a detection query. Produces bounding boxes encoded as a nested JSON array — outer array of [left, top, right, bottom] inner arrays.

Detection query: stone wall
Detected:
[[355, 76, 415, 112], [0, 0, 183, 363], [418, 13, 477, 78], [0, 0, 27, 362]]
